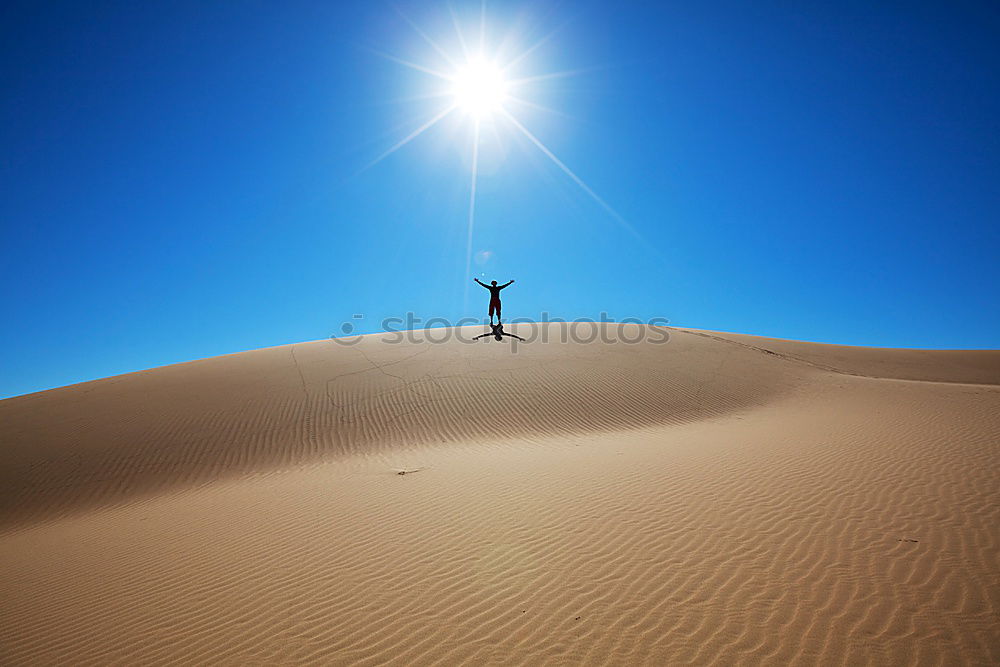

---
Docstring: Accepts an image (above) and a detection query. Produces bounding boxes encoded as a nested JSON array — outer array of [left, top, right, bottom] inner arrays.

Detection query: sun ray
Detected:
[[505, 94, 577, 121], [394, 6, 460, 70], [378, 90, 454, 107], [463, 119, 482, 309], [499, 21, 569, 74], [506, 66, 599, 88], [367, 48, 451, 80], [365, 104, 456, 171], [478, 0, 487, 53], [485, 115, 505, 149], [449, 6, 471, 62], [360, 111, 445, 158], [501, 108, 646, 244]]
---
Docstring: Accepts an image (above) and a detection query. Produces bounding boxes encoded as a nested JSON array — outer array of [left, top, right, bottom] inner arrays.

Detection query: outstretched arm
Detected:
[[499, 279, 515, 289], [474, 278, 487, 288]]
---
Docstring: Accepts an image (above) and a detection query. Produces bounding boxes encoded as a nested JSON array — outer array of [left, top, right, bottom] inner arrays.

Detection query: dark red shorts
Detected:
[[489, 299, 501, 316]]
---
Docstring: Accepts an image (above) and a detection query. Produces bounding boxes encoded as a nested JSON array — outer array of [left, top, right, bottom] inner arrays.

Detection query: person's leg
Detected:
[[489, 301, 496, 323], [496, 302, 502, 322]]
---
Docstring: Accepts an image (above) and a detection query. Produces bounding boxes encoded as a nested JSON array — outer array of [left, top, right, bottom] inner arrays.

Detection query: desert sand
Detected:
[[1, 323, 998, 665]]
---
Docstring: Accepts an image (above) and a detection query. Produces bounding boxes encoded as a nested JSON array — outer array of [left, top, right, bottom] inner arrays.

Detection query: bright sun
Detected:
[[372, 9, 639, 303], [450, 59, 508, 116]]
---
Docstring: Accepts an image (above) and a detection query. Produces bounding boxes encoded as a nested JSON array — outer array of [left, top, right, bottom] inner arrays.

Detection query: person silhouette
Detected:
[[473, 322, 525, 342], [474, 278, 514, 324]]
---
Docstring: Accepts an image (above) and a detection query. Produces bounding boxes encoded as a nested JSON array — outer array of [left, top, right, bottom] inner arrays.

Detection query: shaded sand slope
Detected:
[[1, 324, 999, 664], [1, 324, 797, 526]]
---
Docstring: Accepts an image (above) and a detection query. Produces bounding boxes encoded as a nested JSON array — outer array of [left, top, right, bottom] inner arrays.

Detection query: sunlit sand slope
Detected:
[[1, 324, 998, 664], [682, 327, 1000, 384]]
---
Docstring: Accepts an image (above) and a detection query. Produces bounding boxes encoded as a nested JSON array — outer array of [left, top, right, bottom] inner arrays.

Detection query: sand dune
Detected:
[[681, 327, 1000, 385], [1, 324, 998, 664]]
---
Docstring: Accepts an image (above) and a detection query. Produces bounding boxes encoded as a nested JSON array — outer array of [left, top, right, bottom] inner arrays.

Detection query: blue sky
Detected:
[[2, 0, 998, 398]]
